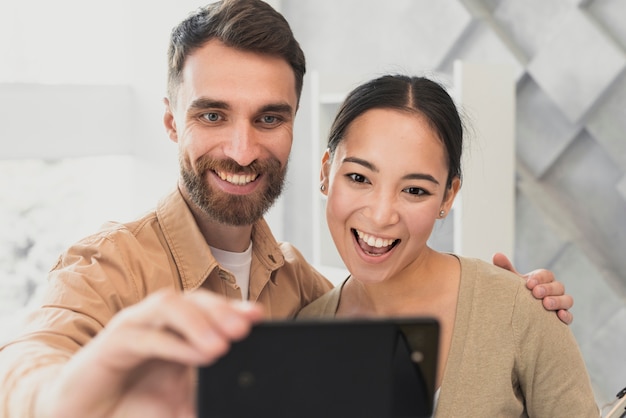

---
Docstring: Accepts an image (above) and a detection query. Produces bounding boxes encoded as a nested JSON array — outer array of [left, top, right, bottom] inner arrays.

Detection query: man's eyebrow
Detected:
[[259, 103, 294, 115], [343, 156, 439, 184], [189, 98, 229, 111], [188, 99, 294, 116]]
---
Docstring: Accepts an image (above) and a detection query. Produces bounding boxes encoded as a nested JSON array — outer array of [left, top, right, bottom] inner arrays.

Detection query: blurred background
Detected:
[[1, 0, 624, 408]]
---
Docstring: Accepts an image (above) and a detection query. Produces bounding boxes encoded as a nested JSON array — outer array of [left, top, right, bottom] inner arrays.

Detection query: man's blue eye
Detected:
[[263, 116, 277, 123], [204, 113, 219, 121]]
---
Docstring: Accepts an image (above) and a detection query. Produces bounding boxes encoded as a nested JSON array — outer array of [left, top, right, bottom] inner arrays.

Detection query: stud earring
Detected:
[[320, 184, 326, 192], [439, 210, 445, 218]]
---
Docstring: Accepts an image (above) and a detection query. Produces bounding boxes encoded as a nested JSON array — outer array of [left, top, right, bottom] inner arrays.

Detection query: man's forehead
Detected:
[[177, 41, 298, 110], [185, 41, 295, 85]]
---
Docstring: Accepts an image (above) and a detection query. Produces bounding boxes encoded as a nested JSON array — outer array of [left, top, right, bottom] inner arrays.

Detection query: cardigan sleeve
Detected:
[[512, 281, 600, 417]]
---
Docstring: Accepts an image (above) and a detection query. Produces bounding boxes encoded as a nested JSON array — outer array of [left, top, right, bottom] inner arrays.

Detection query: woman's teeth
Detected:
[[355, 229, 397, 248]]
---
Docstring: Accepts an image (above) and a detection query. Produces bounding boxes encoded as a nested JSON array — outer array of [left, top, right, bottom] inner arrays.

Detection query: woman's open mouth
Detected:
[[353, 228, 399, 256]]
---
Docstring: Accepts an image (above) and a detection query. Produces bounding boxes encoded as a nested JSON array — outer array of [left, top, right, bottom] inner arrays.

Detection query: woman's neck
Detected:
[[337, 252, 462, 390], [337, 252, 460, 318]]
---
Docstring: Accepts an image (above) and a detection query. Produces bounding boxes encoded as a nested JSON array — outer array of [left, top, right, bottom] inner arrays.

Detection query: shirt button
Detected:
[[218, 270, 236, 284]]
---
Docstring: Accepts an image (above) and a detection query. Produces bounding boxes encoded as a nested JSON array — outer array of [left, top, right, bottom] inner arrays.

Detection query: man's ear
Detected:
[[319, 149, 331, 195], [163, 97, 179, 143]]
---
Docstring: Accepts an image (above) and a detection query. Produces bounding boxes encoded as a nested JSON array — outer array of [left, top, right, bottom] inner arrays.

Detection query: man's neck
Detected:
[[180, 186, 254, 252], [197, 216, 253, 253]]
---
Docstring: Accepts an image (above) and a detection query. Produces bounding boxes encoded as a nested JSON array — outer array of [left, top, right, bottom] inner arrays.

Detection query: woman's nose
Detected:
[[363, 193, 400, 226]]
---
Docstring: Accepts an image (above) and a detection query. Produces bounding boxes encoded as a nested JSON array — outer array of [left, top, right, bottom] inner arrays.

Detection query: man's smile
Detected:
[[215, 170, 259, 186]]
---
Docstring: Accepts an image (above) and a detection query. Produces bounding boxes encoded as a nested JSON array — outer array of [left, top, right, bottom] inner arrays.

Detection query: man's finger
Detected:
[[557, 309, 574, 325], [492, 252, 519, 275]]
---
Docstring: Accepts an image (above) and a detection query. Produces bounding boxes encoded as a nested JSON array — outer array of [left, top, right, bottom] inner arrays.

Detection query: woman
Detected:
[[297, 75, 599, 417]]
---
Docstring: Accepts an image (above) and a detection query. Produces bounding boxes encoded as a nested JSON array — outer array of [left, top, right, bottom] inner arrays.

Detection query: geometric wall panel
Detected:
[[582, 307, 626, 411], [527, 8, 626, 123], [619, 175, 626, 202], [588, 0, 626, 48], [542, 131, 626, 281], [551, 244, 626, 403], [516, 75, 581, 177], [283, 0, 472, 77], [493, 0, 572, 58], [439, 20, 526, 80], [514, 191, 569, 271], [586, 71, 626, 169]]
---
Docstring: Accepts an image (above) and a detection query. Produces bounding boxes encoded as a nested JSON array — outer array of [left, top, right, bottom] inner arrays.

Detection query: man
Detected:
[[0, 1, 573, 417]]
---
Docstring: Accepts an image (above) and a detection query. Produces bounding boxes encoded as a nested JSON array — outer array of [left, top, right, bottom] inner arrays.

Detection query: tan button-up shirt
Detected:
[[0, 188, 333, 416]]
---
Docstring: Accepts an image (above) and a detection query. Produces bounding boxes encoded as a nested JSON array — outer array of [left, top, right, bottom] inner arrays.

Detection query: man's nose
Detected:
[[223, 122, 260, 167]]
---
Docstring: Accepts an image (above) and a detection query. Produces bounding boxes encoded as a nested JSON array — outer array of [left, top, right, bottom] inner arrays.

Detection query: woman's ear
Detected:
[[319, 149, 331, 195], [163, 97, 179, 143], [441, 176, 461, 216]]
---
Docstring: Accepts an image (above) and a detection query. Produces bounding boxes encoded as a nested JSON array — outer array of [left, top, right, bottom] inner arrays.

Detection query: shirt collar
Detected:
[[156, 188, 285, 290]]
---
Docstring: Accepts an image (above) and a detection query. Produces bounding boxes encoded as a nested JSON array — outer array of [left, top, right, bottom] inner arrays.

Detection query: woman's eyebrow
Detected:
[[403, 173, 439, 184], [343, 157, 439, 184], [343, 156, 377, 172]]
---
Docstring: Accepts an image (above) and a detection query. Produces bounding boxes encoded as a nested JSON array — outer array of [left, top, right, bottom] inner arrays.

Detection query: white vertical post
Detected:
[[310, 71, 322, 266], [452, 61, 516, 261]]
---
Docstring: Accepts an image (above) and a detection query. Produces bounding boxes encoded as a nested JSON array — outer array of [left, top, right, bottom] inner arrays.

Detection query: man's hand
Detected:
[[38, 289, 264, 418], [492, 252, 574, 325]]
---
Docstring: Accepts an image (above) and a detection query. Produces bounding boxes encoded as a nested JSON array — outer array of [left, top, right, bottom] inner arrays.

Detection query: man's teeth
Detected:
[[217, 171, 258, 185], [356, 230, 396, 248]]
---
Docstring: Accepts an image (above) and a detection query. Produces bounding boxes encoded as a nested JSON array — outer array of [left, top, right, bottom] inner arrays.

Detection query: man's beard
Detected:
[[180, 155, 286, 226]]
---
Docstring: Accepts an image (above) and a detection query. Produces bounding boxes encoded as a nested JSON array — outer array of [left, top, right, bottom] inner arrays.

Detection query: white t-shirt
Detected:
[[209, 242, 253, 300]]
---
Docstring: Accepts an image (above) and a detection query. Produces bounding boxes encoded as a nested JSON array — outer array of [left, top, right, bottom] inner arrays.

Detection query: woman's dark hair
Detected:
[[327, 75, 463, 188], [167, 0, 306, 105]]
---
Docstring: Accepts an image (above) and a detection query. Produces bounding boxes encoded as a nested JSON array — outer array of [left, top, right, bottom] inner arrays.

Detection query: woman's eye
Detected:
[[348, 173, 368, 183], [405, 187, 428, 196], [202, 112, 220, 122]]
